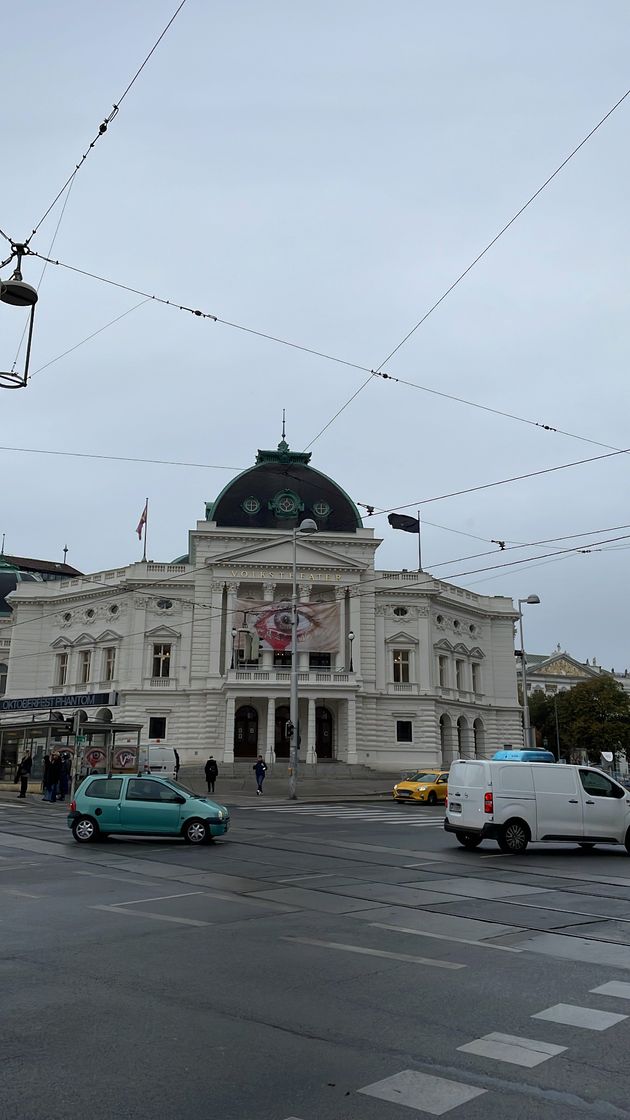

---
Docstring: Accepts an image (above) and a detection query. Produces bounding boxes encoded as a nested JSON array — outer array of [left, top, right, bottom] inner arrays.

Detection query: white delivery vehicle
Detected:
[[146, 746, 177, 779], [445, 759, 630, 854]]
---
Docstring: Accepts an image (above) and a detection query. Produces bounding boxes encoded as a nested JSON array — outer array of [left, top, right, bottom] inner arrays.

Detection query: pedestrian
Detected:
[[204, 755, 218, 794], [46, 752, 62, 803], [42, 753, 51, 801], [15, 751, 32, 798], [174, 749, 180, 779], [253, 755, 267, 796], [58, 753, 72, 802]]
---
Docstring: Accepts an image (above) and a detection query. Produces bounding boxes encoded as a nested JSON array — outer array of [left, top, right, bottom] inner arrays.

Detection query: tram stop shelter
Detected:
[[0, 714, 144, 782]]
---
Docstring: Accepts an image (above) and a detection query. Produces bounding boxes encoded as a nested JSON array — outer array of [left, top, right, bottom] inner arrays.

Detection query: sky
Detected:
[[1, 1, 629, 667]]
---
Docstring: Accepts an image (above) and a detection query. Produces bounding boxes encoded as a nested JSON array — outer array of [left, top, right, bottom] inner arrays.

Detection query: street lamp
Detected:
[[230, 627, 237, 670], [289, 517, 318, 799], [517, 594, 540, 749], [348, 630, 355, 672], [0, 245, 38, 389]]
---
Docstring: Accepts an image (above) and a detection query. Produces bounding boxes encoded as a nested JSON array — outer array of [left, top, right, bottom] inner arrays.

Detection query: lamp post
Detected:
[[230, 627, 237, 670], [517, 594, 540, 749], [289, 518, 318, 799], [348, 630, 355, 673]]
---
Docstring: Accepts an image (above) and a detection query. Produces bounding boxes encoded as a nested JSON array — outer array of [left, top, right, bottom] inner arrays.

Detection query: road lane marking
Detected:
[[591, 981, 630, 999], [457, 1033, 566, 1067], [369, 923, 523, 953], [277, 873, 338, 882], [91, 904, 209, 927], [1, 888, 41, 899], [359, 1069, 485, 1114], [282, 936, 465, 970], [114, 891, 204, 907], [532, 1004, 627, 1030], [75, 871, 173, 887]]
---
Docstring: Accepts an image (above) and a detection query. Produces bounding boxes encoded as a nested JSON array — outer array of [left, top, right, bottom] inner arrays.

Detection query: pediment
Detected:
[[385, 630, 419, 646], [72, 632, 96, 647], [534, 655, 596, 679], [209, 537, 366, 571], [94, 630, 122, 643], [50, 636, 71, 650], [434, 638, 454, 652], [144, 625, 181, 639]]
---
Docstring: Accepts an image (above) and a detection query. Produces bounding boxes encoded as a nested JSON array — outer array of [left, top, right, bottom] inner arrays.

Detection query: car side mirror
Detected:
[[174, 794, 186, 804]]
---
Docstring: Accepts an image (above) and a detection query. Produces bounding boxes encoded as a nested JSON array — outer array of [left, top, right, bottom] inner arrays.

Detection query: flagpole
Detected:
[[417, 509, 422, 571], [142, 498, 148, 562]]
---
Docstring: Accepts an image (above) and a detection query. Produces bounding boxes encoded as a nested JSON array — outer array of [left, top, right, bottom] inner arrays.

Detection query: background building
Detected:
[[0, 441, 522, 776]]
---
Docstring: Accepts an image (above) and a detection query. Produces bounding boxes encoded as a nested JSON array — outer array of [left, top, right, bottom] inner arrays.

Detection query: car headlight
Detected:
[[394, 785, 399, 791], [217, 810, 224, 820], [417, 786, 426, 791]]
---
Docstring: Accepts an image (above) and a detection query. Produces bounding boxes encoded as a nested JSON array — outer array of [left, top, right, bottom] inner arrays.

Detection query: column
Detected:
[[208, 580, 224, 678], [224, 695, 235, 763], [346, 696, 358, 764], [265, 696, 276, 764], [298, 583, 312, 672], [306, 697, 316, 765], [261, 583, 275, 670], [375, 605, 386, 690], [349, 588, 361, 676], [335, 587, 346, 671], [224, 583, 238, 673]]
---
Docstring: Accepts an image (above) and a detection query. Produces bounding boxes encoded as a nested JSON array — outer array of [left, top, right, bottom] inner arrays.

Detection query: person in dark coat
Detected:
[[253, 756, 267, 795], [15, 752, 32, 798], [204, 756, 218, 793], [46, 752, 62, 803], [58, 753, 72, 802], [174, 749, 181, 778], [42, 754, 51, 801]]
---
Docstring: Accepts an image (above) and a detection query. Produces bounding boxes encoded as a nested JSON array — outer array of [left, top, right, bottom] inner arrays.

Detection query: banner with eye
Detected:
[[234, 599, 340, 652]]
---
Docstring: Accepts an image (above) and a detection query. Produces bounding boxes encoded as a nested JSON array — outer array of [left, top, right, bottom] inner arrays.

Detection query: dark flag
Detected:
[[388, 513, 420, 534]]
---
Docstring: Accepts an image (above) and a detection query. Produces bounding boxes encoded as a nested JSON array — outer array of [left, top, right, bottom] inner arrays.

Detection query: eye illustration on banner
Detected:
[[253, 602, 322, 651], [85, 748, 106, 770]]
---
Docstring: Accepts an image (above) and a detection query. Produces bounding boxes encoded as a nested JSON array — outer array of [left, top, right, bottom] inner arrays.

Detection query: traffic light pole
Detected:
[[288, 528, 299, 800]]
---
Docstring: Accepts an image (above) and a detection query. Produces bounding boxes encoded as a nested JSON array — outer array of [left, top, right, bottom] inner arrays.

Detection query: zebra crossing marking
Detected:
[[241, 803, 444, 826]]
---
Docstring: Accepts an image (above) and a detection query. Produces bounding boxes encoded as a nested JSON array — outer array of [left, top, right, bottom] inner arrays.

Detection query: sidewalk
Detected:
[[0, 775, 396, 806]]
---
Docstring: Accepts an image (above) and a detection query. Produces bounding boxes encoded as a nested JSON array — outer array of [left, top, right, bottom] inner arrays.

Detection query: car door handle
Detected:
[[585, 800, 595, 805], [568, 799, 579, 804]]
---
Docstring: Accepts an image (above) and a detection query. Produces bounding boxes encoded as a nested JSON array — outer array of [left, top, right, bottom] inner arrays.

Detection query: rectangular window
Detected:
[[152, 643, 171, 678], [104, 647, 116, 682], [79, 650, 91, 684], [274, 651, 292, 668], [55, 652, 68, 687], [396, 720, 413, 742], [472, 663, 481, 694], [438, 655, 448, 688], [393, 649, 410, 683], [85, 778, 122, 800], [310, 652, 331, 669], [455, 660, 464, 690], [148, 716, 167, 740]]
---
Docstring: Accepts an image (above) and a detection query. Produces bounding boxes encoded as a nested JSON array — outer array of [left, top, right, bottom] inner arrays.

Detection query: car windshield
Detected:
[[158, 778, 197, 797], [406, 772, 438, 783]]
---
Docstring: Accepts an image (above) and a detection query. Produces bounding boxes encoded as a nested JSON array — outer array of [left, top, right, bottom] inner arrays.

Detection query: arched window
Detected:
[[439, 713, 453, 765], [0, 662, 7, 696], [234, 705, 259, 757], [473, 718, 485, 758], [316, 706, 334, 759]]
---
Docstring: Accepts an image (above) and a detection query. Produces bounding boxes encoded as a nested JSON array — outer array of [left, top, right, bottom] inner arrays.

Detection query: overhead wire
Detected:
[[30, 299, 151, 379], [24, 0, 188, 247], [0, 445, 243, 472]]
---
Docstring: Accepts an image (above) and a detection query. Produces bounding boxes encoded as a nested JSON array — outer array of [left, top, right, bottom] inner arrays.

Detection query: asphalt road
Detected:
[[3, 794, 630, 1120]]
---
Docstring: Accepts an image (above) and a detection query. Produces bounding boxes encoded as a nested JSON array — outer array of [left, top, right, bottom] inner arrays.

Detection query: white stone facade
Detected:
[[0, 451, 522, 772]]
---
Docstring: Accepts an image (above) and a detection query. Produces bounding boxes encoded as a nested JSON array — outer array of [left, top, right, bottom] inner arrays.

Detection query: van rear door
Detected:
[[579, 769, 629, 843], [448, 761, 487, 830], [531, 765, 583, 840]]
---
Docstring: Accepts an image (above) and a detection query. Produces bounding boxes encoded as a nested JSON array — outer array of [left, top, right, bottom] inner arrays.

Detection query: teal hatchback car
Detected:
[[67, 774, 229, 845]]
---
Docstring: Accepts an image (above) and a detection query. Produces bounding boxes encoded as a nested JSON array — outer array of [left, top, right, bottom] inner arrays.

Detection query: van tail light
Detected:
[[484, 791, 493, 815], [70, 800, 76, 812]]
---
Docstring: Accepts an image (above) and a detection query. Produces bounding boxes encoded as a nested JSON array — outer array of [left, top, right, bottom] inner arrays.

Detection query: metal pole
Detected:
[[553, 695, 561, 760], [518, 606, 531, 749], [417, 509, 422, 571], [142, 498, 148, 562], [289, 528, 299, 800]]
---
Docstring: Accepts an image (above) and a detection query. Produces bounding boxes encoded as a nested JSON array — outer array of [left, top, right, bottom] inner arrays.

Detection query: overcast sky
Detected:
[[2, 1, 629, 667]]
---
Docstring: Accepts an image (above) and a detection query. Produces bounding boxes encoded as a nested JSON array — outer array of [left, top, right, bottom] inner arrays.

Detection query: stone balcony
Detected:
[[225, 668, 355, 689]]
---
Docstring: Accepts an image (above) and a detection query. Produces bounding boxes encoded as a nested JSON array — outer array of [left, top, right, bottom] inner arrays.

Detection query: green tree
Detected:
[[553, 677, 630, 764]]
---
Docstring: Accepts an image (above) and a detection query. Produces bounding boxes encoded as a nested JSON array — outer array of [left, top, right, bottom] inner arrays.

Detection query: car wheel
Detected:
[[456, 832, 482, 850], [183, 818, 210, 844], [578, 842, 596, 850], [498, 819, 529, 854], [72, 816, 99, 843], [427, 792, 438, 806]]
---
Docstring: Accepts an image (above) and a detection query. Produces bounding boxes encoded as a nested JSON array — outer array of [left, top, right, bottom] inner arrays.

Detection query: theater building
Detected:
[[0, 439, 522, 774]]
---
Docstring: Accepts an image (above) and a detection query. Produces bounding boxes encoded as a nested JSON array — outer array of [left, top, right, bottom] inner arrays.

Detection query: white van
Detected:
[[146, 746, 177, 779], [445, 760, 630, 854]]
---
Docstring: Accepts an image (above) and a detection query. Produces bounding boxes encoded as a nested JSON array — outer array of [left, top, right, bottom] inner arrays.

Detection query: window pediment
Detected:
[[145, 625, 181, 639], [95, 629, 122, 643], [385, 630, 419, 646]]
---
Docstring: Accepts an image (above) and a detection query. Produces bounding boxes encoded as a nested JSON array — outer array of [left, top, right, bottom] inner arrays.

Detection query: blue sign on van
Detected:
[[491, 749, 555, 763]]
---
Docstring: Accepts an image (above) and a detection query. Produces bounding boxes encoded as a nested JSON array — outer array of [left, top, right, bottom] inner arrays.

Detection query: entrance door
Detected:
[[234, 705, 258, 757], [275, 705, 290, 758], [316, 706, 334, 759]]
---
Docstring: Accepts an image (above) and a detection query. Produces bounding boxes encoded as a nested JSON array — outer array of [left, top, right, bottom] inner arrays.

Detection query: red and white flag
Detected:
[[136, 500, 148, 540]]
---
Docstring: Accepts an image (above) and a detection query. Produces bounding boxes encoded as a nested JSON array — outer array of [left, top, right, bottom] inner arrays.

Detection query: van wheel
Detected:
[[625, 828, 630, 855], [498, 819, 529, 854], [427, 792, 438, 806], [456, 832, 482, 850]]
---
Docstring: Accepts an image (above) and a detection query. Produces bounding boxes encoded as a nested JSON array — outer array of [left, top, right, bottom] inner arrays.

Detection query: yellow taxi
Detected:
[[392, 769, 449, 805]]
